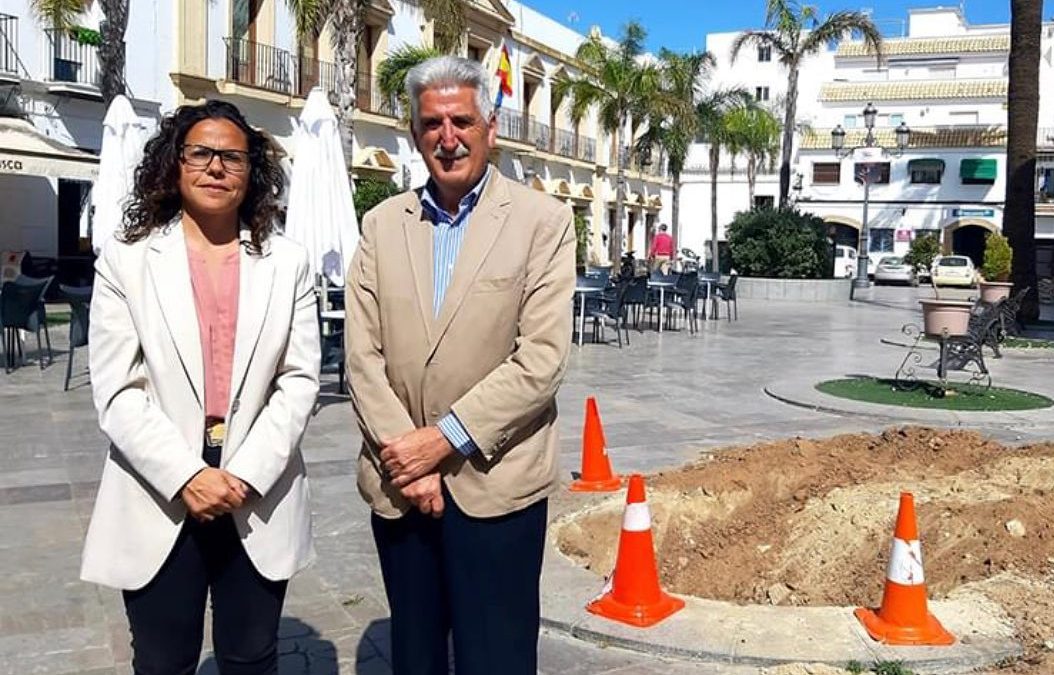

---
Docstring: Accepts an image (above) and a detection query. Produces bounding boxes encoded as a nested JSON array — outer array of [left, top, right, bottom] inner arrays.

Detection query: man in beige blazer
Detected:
[[346, 56, 575, 675]]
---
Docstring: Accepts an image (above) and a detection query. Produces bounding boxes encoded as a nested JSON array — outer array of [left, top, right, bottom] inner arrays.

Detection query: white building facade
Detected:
[[682, 7, 1054, 282], [0, 0, 672, 280]]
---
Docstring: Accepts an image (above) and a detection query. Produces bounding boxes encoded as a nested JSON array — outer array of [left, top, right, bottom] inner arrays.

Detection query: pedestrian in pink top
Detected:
[[81, 100, 320, 674], [649, 223, 675, 274]]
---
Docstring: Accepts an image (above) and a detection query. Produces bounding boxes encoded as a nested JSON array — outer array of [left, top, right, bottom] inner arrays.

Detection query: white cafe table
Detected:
[[646, 280, 675, 333]]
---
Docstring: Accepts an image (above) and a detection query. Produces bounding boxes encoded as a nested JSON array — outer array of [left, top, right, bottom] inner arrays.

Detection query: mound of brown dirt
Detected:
[[556, 427, 1054, 668]]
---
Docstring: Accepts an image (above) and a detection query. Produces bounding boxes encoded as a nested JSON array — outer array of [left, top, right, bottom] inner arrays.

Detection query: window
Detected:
[[889, 113, 904, 127], [854, 162, 890, 184], [754, 86, 770, 102], [843, 115, 858, 129], [909, 158, 945, 184], [467, 45, 482, 63], [870, 228, 895, 253], [758, 45, 772, 62], [813, 162, 841, 185], [754, 195, 775, 210]]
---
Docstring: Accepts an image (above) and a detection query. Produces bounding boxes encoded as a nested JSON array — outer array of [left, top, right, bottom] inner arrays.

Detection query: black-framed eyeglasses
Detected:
[[180, 144, 251, 173]]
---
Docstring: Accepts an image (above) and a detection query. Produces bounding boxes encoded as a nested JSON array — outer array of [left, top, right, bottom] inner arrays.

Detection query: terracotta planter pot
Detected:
[[979, 281, 1013, 304], [919, 299, 974, 338]]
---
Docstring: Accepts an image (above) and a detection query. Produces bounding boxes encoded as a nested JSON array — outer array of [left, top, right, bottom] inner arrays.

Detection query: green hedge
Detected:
[[727, 208, 832, 278], [353, 178, 403, 221]]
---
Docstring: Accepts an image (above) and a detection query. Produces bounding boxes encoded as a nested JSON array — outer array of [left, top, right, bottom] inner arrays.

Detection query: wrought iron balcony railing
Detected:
[[527, 116, 550, 151], [224, 37, 293, 95], [355, 70, 401, 118], [44, 28, 99, 86], [296, 53, 336, 98]]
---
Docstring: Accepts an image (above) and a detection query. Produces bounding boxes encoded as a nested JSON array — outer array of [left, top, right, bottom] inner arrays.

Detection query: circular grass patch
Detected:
[[816, 377, 1052, 411]]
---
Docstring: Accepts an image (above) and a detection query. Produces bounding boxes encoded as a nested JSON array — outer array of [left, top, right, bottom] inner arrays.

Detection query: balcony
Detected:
[[224, 37, 294, 95], [578, 136, 596, 163], [355, 71, 401, 118], [497, 112, 527, 143], [44, 28, 100, 88], [527, 116, 550, 151], [1, 14, 18, 79], [296, 53, 336, 98]]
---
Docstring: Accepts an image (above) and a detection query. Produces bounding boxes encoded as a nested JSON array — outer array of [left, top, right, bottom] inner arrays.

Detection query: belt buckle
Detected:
[[205, 422, 226, 448]]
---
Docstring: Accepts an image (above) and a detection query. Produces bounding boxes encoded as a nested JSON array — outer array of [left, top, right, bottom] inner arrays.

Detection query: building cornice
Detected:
[[837, 34, 1010, 58], [818, 79, 1007, 102]]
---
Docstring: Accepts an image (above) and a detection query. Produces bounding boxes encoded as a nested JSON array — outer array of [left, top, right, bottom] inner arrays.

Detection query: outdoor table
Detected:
[[646, 280, 676, 333], [573, 286, 603, 346]]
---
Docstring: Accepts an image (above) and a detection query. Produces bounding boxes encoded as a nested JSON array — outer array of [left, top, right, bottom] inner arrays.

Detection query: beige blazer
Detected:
[[81, 222, 321, 590], [346, 169, 575, 519]]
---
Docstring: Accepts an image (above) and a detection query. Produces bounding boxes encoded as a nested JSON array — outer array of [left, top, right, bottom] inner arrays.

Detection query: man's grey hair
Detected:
[[405, 55, 495, 133]]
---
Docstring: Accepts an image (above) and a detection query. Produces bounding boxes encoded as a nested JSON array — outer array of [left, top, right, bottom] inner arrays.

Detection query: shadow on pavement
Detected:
[[197, 617, 337, 674]]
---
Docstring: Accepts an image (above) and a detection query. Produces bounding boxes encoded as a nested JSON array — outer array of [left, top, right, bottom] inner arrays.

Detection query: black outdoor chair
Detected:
[[1, 275, 54, 372], [621, 275, 650, 330], [664, 271, 700, 333], [588, 278, 633, 348], [715, 274, 739, 321], [59, 285, 92, 390], [698, 272, 720, 320], [315, 296, 346, 413]]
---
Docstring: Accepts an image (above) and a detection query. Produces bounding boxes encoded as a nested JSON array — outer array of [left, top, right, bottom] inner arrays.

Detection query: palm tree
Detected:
[[724, 105, 781, 208], [97, 0, 129, 105], [377, 44, 443, 124], [285, 0, 367, 163], [286, 0, 466, 165], [635, 49, 715, 253], [28, 0, 80, 30], [695, 89, 752, 273], [731, 0, 882, 208], [554, 21, 674, 264], [1004, 0, 1042, 321]]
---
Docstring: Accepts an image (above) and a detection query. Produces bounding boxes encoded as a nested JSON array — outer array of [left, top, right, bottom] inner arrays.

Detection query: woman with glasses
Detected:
[[81, 99, 320, 674]]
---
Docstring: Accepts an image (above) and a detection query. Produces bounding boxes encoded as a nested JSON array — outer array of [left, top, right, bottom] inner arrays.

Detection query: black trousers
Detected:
[[122, 457, 287, 675], [371, 490, 548, 675]]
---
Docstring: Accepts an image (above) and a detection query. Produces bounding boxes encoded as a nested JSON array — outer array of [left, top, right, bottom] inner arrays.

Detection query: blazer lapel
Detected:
[[228, 231, 275, 412], [429, 171, 511, 356], [146, 222, 204, 407], [402, 198, 435, 344]]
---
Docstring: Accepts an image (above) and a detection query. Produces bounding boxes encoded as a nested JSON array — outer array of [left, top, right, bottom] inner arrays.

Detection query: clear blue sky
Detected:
[[521, 0, 1053, 53]]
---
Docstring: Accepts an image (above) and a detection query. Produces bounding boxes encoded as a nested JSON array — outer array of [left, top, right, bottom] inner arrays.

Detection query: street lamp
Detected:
[[830, 102, 910, 292]]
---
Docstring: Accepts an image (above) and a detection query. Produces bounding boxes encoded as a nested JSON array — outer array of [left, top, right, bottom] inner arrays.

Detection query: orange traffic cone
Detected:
[[569, 397, 621, 492], [586, 474, 685, 627], [855, 492, 955, 646]]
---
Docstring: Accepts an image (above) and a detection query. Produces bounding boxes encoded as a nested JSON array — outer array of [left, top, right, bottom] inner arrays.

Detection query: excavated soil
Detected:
[[556, 427, 1054, 670]]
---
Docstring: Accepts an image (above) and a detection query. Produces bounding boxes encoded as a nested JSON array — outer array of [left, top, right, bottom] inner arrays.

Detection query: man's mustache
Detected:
[[433, 142, 470, 159]]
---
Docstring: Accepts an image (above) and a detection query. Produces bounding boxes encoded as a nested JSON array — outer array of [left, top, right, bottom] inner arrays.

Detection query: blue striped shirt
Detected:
[[421, 167, 491, 456]]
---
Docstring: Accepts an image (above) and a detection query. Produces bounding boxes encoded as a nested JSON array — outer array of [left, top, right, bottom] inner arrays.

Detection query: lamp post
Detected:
[[831, 102, 911, 292]]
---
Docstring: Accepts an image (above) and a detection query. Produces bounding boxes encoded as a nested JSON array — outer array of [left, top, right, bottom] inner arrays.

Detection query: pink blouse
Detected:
[[187, 246, 240, 420]]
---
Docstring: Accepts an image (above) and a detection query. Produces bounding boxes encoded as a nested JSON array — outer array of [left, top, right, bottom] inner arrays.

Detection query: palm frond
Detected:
[[284, 0, 332, 41], [29, 0, 82, 29], [800, 10, 883, 62], [377, 44, 441, 99], [729, 31, 791, 64]]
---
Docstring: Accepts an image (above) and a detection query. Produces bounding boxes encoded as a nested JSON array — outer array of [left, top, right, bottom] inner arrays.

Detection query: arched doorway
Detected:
[[943, 219, 998, 267], [823, 216, 862, 249]]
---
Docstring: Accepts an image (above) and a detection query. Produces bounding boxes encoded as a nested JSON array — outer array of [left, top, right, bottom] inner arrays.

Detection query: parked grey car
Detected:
[[873, 256, 918, 286]]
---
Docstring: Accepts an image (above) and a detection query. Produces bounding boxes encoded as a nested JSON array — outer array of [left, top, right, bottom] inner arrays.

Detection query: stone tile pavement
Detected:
[[1, 286, 1051, 674]]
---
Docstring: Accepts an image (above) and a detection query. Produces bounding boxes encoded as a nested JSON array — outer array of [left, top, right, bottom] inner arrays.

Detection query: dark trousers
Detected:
[[371, 490, 548, 675], [122, 515, 287, 675]]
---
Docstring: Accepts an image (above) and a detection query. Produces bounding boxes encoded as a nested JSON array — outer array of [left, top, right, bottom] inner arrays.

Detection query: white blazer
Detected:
[[81, 221, 321, 590]]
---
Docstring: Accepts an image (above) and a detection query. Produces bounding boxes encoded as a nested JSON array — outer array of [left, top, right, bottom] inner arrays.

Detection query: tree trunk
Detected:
[[709, 143, 720, 272], [670, 169, 681, 251], [747, 155, 757, 208], [331, 2, 365, 168], [98, 0, 129, 106], [611, 125, 625, 265], [778, 64, 799, 209], [1005, 0, 1042, 321]]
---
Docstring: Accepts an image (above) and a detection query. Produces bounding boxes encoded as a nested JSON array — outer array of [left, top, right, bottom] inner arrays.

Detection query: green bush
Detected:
[[353, 177, 403, 221], [903, 233, 940, 272], [727, 208, 832, 278], [981, 231, 1013, 282], [69, 26, 102, 47]]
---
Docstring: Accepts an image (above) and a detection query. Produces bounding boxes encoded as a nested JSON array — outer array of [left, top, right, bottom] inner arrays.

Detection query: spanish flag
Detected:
[[495, 44, 513, 110]]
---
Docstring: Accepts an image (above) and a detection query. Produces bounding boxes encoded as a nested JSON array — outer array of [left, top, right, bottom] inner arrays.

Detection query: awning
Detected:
[[0, 117, 98, 181], [908, 158, 945, 172], [351, 146, 397, 174], [960, 158, 997, 181]]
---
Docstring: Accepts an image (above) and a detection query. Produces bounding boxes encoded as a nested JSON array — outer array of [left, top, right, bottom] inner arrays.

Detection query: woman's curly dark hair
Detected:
[[121, 100, 285, 252]]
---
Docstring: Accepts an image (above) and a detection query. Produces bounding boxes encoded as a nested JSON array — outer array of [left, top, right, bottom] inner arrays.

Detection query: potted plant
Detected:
[[979, 232, 1013, 303], [909, 233, 973, 337]]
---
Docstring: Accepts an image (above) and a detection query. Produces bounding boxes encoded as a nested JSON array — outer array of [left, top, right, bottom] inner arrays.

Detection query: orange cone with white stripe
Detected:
[[855, 492, 955, 645], [569, 397, 621, 492], [586, 474, 684, 627]]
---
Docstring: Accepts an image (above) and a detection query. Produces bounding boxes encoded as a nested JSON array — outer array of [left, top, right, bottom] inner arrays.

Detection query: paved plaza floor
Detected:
[[2, 286, 1052, 674]]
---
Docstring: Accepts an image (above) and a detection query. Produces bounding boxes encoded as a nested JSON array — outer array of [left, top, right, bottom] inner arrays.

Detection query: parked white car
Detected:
[[833, 245, 857, 278], [932, 255, 978, 288], [873, 256, 918, 286]]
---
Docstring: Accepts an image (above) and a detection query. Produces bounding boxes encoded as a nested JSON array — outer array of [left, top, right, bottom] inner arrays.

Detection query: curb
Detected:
[[541, 502, 1024, 673]]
